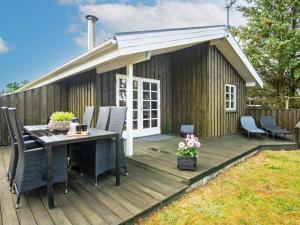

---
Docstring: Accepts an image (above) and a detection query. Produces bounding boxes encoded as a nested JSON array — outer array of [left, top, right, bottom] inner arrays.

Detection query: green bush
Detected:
[[50, 112, 74, 122]]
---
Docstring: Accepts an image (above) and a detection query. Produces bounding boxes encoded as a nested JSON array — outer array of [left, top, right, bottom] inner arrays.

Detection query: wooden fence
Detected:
[[246, 106, 300, 133], [0, 82, 67, 146]]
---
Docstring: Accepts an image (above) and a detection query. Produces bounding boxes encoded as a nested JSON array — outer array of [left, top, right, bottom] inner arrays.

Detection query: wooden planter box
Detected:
[[177, 156, 197, 171]]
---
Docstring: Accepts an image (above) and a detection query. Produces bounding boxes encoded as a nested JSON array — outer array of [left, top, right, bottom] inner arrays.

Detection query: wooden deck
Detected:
[[0, 135, 296, 225], [130, 134, 296, 185]]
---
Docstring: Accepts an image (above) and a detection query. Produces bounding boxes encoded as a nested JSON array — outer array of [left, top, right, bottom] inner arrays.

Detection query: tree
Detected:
[[4, 80, 30, 94], [231, 0, 300, 100]]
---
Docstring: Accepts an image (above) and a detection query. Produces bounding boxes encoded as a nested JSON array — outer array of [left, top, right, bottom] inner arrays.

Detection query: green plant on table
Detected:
[[50, 112, 74, 122]]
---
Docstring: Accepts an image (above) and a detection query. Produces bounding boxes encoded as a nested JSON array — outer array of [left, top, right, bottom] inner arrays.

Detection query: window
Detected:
[[225, 84, 236, 111]]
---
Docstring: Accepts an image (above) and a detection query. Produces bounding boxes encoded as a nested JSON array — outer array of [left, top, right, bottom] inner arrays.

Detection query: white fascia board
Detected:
[[27, 46, 121, 89], [115, 25, 226, 41], [226, 34, 263, 88], [118, 33, 226, 56], [116, 27, 226, 46], [17, 39, 117, 92]]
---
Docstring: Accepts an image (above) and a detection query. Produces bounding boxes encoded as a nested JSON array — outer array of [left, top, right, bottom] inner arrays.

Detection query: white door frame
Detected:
[[116, 74, 161, 138]]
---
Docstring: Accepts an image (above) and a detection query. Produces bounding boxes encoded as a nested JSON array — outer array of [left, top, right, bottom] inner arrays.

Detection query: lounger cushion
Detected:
[[241, 116, 266, 134], [260, 116, 291, 134]]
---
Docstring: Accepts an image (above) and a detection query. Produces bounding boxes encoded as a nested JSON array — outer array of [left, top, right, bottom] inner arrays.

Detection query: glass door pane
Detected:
[[142, 81, 159, 129], [132, 80, 139, 130], [117, 76, 140, 131], [150, 82, 158, 128]]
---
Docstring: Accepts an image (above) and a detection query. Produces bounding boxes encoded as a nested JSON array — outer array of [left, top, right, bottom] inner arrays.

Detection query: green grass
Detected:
[[138, 150, 300, 225]]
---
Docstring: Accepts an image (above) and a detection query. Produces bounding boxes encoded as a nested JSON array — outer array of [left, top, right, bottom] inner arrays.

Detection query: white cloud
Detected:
[[0, 37, 9, 54], [67, 23, 81, 33], [56, 0, 97, 5], [67, 0, 247, 47]]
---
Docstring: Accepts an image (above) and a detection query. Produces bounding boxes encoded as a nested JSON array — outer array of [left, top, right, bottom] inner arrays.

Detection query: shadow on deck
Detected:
[[0, 134, 297, 225]]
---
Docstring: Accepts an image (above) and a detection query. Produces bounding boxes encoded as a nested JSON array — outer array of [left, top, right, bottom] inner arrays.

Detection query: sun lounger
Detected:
[[240, 116, 267, 139], [260, 116, 291, 140]]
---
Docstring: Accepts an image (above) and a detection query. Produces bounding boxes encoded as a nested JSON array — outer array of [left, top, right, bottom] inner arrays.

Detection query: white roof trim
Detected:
[[17, 25, 263, 91], [18, 39, 117, 92], [226, 34, 263, 88]]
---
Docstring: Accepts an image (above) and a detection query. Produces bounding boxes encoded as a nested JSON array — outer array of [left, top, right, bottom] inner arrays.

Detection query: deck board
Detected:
[[0, 134, 296, 225], [0, 148, 20, 225], [131, 134, 296, 183]]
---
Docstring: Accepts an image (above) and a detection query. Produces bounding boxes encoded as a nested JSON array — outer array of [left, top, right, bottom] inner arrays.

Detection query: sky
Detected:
[[0, 0, 248, 90]]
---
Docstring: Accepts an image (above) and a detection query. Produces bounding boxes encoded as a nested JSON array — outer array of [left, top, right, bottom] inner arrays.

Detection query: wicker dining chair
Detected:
[[83, 106, 95, 127], [82, 106, 110, 176], [1, 107, 35, 190], [8, 108, 68, 208], [87, 106, 127, 186], [96, 106, 110, 130], [69, 106, 95, 175]]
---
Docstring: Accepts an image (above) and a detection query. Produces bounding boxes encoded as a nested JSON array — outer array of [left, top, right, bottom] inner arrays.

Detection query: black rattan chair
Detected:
[[8, 108, 68, 208], [69, 106, 95, 174], [96, 106, 110, 130], [83, 106, 95, 127], [1, 107, 35, 190], [86, 106, 127, 186]]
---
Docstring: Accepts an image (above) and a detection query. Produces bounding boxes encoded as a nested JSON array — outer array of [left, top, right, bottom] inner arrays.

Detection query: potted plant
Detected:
[[176, 134, 201, 171], [48, 111, 75, 131]]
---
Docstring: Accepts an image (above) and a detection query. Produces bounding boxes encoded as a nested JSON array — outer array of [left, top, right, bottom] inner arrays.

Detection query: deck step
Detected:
[[127, 157, 189, 184]]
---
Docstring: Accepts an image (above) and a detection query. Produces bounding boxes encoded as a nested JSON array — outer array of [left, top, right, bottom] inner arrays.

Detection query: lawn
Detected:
[[138, 150, 300, 225]]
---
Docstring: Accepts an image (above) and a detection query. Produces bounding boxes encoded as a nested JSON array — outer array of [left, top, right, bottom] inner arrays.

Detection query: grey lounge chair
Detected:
[[1, 107, 34, 190], [240, 116, 268, 139], [86, 106, 127, 186], [260, 116, 291, 140], [180, 125, 195, 137], [8, 108, 68, 208]]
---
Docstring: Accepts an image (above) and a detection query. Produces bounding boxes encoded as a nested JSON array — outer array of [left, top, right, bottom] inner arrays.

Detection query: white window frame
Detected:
[[225, 84, 236, 112]]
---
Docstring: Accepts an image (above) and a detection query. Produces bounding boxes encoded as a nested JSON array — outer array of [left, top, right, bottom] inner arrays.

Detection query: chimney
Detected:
[[86, 15, 98, 51]]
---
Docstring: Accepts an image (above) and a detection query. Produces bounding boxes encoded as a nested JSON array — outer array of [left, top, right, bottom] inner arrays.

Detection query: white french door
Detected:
[[116, 74, 161, 138]]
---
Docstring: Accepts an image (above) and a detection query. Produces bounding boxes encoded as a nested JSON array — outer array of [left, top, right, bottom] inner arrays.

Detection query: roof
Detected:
[[18, 25, 263, 92]]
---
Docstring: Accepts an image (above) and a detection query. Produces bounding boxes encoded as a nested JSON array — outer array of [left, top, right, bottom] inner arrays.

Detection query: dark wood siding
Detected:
[[170, 43, 246, 137], [170, 43, 209, 137], [0, 83, 68, 145], [67, 68, 126, 126], [67, 54, 172, 133], [207, 45, 246, 137], [68, 69, 97, 126], [0, 42, 248, 145], [133, 54, 172, 133]]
